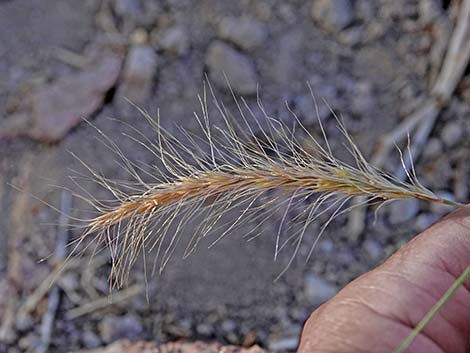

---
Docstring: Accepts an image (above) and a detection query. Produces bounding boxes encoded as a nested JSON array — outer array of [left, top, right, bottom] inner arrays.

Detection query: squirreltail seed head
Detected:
[[74, 83, 464, 288]]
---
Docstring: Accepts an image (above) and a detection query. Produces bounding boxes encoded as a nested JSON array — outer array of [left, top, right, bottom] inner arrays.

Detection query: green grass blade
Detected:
[[393, 266, 470, 353]]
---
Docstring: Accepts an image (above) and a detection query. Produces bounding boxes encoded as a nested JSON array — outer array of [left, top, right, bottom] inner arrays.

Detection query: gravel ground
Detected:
[[0, 0, 469, 352]]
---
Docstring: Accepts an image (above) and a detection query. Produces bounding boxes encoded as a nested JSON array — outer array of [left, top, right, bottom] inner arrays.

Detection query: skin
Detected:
[[297, 209, 470, 353]]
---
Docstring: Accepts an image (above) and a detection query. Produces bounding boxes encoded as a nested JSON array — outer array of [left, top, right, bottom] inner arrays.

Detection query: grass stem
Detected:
[[393, 267, 470, 353]]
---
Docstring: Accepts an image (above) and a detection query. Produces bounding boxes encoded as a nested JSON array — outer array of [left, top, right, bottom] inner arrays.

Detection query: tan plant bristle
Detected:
[[72, 84, 464, 288]]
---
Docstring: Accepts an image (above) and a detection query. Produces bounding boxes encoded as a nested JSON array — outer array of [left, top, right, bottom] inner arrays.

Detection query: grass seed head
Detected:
[[72, 84, 463, 288]]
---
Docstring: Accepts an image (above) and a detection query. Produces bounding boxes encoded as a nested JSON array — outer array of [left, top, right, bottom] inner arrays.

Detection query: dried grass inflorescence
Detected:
[[74, 85, 463, 288]]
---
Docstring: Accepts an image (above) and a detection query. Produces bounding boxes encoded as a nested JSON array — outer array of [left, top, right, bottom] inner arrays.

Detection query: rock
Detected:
[[130, 28, 149, 45], [336, 248, 355, 265], [338, 26, 364, 46], [164, 319, 193, 338], [157, 26, 190, 56], [25, 47, 123, 143], [0, 112, 29, 139], [82, 330, 102, 349], [356, 0, 376, 21], [415, 213, 438, 231], [274, 30, 303, 85], [318, 238, 334, 255], [18, 332, 40, 350], [441, 121, 463, 148], [418, 0, 442, 24], [196, 323, 214, 336], [278, 4, 297, 24], [118, 44, 158, 104], [268, 324, 301, 351], [58, 272, 79, 292], [70, 340, 149, 353], [98, 314, 143, 343], [304, 273, 338, 306], [363, 239, 382, 262], [15, 312, 34, 332], [388, 199, 420, 224], [221, 319, 237, 333], [350, 81, 374, 116], [226, 332, 240, 345], [268, 337, 298, 351], [241, 330, 257, 347], [69, 340, 268, 353], [311, 0, 354, 33], [113, 0, 141, 17], [299, 76, 338, 123], [205, 41, 257, 95], [422, 137, 443, 160], [112, 0, 160, 28], [380, 1, 416, 20], [254, 2, 273, 21], [309, 75, 338, 101], [217, 16, 268, 52]]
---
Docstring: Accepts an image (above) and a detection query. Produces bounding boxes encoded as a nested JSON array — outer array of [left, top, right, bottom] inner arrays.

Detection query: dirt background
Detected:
[[0, 0, 469, 352]]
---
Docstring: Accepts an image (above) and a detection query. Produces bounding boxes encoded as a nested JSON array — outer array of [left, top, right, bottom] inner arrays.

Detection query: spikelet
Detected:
[[73, 84, 464, 288]]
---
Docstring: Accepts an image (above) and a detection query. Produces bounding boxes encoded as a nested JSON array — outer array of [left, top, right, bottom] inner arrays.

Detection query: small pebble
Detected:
[[388, 199, 420, 224], [15, 313, 34, 332], [82, 330, 102, 349], [338, 26, 364, 46], [242, 330, 257, 347], [217, 16, 268, 52], [441, 122, 463, 149], [418, 0, 442, 24], [268, 337, 299, 351], [337, 248, 355, 265], [98, 314, 144, 343], [350, 81, 374, 115], [355, 0, 376, 21], [296, 96, 331, 124], [415, 213, 439, 231], [221, 319, 237, 333], [130, 28, 149, 45], [318, 238, 334, 255], [118, 44, 158, 103], [312, 81, 338, 101], [58, 272, 79, 291], [254, 2, 272, 21], [304, 273, 338, 307], [311, 0, 354, 33], [18, 332, 39, 350], [274, 30, 303, 84], [113, 0, 141, 17], [205, 41, 257, 95], [196, 323, 214, 336], [422, 138, 443, 160], [158, 26, 190, 56], [278, 4, 297, 24], [363, 239, 382, 262], [226, 332, 240, 344]]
